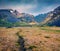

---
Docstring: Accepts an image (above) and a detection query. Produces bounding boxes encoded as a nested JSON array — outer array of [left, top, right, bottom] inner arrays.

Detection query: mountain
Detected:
[[0, 9, 36, 27], [12, 10, 36, 23], [0, 9, 21, 27], [34, 14, 47, 23], [0, 9, 19, 22], [17, 13, 35, 23], [42, 6, 60, 26], [1, 6, 60, 27]]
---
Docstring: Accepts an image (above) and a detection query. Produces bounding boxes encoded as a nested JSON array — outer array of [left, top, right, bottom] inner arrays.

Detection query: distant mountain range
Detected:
[[0, 6, 60, 27], [0, 9, 36, 27], [34, 14, 47, 23]]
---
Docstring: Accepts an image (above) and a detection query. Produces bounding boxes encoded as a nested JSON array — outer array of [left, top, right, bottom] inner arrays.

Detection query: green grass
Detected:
[[40, 27, 60, 33], [28, 45, 37, 49], [55, 30, 60, 32]]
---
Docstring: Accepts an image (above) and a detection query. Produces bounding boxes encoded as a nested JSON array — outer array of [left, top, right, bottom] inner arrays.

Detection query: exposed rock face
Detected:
[[42, 6, 60, 26]]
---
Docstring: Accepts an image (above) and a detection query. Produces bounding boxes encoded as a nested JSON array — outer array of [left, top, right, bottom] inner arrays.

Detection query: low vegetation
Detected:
[[40, 27, 60, 33], [0, 27, 60, 51]]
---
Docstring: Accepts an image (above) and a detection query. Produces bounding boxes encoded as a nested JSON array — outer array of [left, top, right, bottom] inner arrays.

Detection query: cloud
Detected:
[[12, 5, 36, 13], [2, 4, 36, 14], [0, 0, 60, 16]]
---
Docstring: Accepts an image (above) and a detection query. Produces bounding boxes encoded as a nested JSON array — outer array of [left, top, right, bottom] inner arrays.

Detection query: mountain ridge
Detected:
[[0, 6, 60, 27], [42, 6, 60, 26]]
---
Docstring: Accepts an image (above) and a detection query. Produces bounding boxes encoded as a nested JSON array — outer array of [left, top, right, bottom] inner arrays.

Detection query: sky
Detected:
[[0, 0, 60, 16]]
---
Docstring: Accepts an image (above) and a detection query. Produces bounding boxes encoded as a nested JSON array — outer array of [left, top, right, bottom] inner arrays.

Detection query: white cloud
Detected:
[[9, 4, 36, 12], [0, 3, 60, 16]]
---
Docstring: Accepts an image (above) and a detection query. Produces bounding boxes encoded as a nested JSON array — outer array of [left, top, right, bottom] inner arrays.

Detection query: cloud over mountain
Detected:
[[0, 0, 60, 15]]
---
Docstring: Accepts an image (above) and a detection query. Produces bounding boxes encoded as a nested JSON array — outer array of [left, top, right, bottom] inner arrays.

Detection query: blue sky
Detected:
[[0, 0, 60, 15]]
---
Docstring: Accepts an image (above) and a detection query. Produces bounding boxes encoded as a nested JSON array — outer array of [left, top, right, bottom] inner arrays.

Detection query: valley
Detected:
[[0, 4, 60, 51]]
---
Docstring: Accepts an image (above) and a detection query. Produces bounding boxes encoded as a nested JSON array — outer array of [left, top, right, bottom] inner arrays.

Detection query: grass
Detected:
[[0, 27, 60, 51], [40, 27, 60, 33], [55, 30, 60, 32], [28, 45, 37, 49], [15, 42, 20, 47]]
